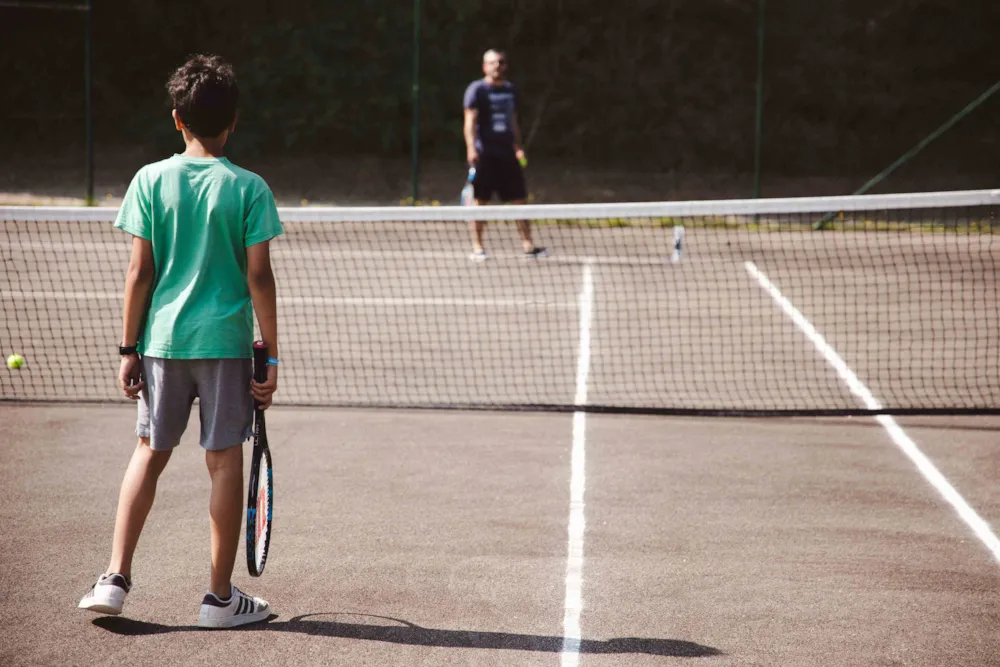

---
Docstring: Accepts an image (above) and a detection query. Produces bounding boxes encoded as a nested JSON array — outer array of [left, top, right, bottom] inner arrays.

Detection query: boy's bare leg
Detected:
[[107, 438, 172, 579], [206, 445, 243, 599]]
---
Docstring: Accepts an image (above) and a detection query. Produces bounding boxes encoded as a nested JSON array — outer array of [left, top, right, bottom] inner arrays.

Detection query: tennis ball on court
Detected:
[[7, 354, 24, 370]]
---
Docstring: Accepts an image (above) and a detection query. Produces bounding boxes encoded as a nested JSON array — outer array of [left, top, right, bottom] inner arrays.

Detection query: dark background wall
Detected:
[[2, 0, 997, 202]]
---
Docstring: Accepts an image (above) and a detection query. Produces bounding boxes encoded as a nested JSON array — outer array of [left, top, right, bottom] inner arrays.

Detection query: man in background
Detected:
[[463, 49, 547, 261]]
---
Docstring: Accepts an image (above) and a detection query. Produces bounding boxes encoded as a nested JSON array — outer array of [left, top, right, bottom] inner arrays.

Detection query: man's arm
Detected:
[[119, 236, 154, 398], [464, 108, 478, 165], [512, 111, 525, 158], [511, 79, 525, 162], [247, 240, 279, 409]]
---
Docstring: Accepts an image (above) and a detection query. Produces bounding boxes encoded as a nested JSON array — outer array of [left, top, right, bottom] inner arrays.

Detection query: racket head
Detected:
[[246, 428, 272, 577], [247, 339, 272, 576]]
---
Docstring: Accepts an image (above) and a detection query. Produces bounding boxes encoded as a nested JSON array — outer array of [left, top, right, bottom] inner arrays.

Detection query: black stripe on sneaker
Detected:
[[103, 574, 132, 591], [201, 593, 230, 608]]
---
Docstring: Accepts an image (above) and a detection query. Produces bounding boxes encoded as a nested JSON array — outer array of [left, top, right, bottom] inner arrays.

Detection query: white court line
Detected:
[[281, 296, 575, 309], [6, 237, 761, 268], [0, 291, 574, 310], [275, 248, 677, 268], [745, 260, 1000, 565], [4, 240, 679, 267], [562, 262, 593, 667], [1, 291, 119, 301], [1, 241, 126, 252]]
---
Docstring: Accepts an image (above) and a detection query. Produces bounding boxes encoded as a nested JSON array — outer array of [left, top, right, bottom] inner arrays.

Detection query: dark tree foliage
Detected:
[[3, 0, 997, 177]]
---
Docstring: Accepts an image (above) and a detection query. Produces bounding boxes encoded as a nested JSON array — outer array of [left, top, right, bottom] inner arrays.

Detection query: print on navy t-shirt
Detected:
[[464, 80, 518, 157]]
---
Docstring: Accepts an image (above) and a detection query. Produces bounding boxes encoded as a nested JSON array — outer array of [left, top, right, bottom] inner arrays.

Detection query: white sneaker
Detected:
[[198, 585, 270, 628], [78, 573, 131, 615], [469, 248, 488, 262]]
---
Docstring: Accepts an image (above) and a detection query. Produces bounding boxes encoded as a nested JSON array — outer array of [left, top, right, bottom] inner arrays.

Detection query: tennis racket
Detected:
[[460, 166, 476, 206], [246, 340, 273, 577]]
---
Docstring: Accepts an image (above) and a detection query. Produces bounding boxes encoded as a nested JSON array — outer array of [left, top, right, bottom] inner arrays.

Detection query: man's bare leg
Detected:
[[470, 199, 490, 255], [509, 198, 536, 253]]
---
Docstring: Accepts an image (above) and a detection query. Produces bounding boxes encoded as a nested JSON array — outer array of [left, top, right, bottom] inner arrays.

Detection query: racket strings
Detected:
[[253, 457, 271, 568]]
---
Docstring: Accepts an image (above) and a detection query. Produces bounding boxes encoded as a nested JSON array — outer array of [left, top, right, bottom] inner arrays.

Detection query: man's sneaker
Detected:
[[523, 247, 549, 259], [78, 573, 131, 615], [469, 248, 489, 262], [198, 585, 270, 629]]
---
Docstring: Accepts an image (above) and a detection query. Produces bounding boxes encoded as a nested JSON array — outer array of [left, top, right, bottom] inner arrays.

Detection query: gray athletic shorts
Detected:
[[137, 356, 253, 451]]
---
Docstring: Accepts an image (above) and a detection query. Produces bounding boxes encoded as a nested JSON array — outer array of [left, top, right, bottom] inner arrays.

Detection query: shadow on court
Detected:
[[93, 613, 723, 658]]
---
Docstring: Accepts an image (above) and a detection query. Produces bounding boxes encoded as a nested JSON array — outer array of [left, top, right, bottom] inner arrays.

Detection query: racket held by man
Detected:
[[247, 340, 273, 577]]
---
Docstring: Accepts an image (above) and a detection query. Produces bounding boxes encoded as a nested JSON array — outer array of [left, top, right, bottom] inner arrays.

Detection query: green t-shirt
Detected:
[[114, 155, 283, 359]]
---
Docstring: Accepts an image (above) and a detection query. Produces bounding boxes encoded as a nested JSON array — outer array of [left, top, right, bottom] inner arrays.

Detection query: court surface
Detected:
[[2, 213, 998, 665], [2, 406, 999, 666]]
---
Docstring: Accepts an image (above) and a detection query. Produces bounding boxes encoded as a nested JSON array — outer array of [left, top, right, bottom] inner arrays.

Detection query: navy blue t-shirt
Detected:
[[463, 79, 519, 157]]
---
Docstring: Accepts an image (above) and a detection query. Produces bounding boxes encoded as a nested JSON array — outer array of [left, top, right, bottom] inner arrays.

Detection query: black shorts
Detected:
[[473, 154, 527, 203]]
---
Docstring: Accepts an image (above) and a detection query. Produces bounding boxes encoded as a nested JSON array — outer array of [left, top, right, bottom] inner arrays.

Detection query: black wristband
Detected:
[[119, 345, 138, 356]]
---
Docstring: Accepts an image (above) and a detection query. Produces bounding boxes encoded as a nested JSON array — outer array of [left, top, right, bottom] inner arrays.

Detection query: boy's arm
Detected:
[[247, 240, 278, 408], [119, 236, 154, 398]]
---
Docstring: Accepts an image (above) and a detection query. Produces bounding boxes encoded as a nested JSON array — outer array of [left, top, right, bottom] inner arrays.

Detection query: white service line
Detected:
[[280, 296, 576, 309], [562, 262, 593, 667], [0, 291, 574, 310], [745, 260, 1000, 565], [1, 290, 119, 301], [275, 248, 678, 268], [6, 240, 681, 267]]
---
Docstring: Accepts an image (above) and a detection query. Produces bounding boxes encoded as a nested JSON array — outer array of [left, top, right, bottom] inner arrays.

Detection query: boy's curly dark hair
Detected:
[[167, 54, 239, 138]]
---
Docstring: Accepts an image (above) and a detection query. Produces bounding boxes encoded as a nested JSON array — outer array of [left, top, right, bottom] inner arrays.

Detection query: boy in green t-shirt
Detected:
[[79, 54, 282, 628]]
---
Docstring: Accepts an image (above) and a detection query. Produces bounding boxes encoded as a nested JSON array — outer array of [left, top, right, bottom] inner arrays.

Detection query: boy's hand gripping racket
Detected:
[[247, 340, 273, 577]]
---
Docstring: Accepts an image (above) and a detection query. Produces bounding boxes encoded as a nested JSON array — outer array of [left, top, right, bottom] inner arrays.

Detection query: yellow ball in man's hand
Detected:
[[7, 354, 24, 370]]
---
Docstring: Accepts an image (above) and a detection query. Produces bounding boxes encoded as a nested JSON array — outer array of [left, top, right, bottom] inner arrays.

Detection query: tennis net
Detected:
[[1, 189, 998, 415]]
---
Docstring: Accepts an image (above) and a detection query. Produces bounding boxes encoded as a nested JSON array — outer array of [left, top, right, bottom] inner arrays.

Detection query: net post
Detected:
[[84, 0, 94, 206], [752, 0, 765, 201], [409, 0, 421, 205]]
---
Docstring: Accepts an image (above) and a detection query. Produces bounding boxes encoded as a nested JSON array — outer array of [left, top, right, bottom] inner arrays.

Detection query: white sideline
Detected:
[[745, 260, 1000, 565]]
